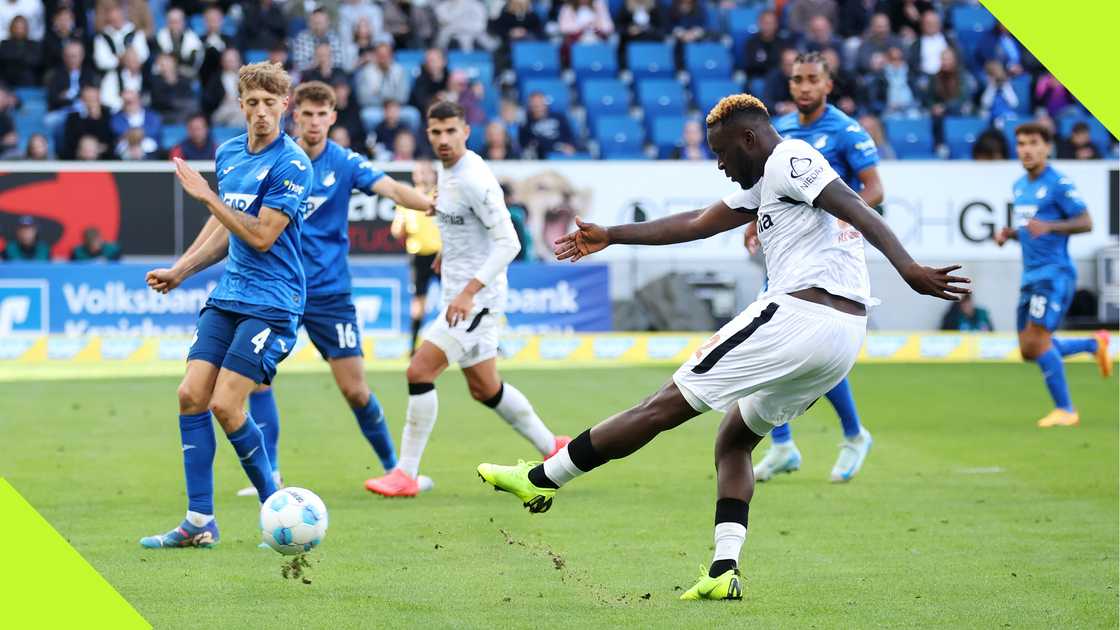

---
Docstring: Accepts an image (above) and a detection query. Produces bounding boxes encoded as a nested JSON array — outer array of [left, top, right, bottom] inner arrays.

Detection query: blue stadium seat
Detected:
[[161, 124, 189, 149], [244, 49, 269, 64], [728, 6, 763, 60], [395, 49, 425, 80], [189, 13, 205, 36], [943, 116, 987, 159], [885, 117, 935, 159], [521, 78, 570, 113], [636, 79, 686, 117], [694, 79, 741, 115], [685, 42, 732, 80], [448, 51, 494, 84], [213, 126, 243, 145], [747, 77, 767, 98], [547, 151, 593, 160], [512, 41, 561, 79], [601, 149, 649, 160], [1010, 74, 1031, 114], [626, 42, 675, 79], [580, 78, 631, 118], [950, 5, 996, 36], [571, 43, 618, 83], [650, 115, 687, 157], [595, 115, 645, 156], [14, 87, 46, 109], [995, 112, 1025, 151]]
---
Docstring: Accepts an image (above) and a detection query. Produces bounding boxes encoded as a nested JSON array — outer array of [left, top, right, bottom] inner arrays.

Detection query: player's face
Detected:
[[789, 61, 831, 115], [1016, 133, 1050, 171], [708, 123, 761, 189], [426, 116, 469, 162], [240, 89, 288, 140], [295, 100, 337, 146]]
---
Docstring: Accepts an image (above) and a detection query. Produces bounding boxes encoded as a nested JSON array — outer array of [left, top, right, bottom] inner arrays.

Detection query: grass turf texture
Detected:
[[1, 364, 1116, 628]]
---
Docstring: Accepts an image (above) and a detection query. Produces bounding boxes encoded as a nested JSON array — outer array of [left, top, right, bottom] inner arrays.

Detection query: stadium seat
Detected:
[[728, 6, 763, 61], [995, 112, 1025, 151], [601, 148, 649, 160], [950, 4, 996, 36], [684, 42, 733, 80], [244, 49, 269, 64], [212, 126, 243, 145], [521, 78, 570, 113], [747, 77, 767, 99], [636, 79, 686, 118], [14, 87, 46, 110], [571, 43, 618, 83], [547, 151, 593, 160], [885, 117, 935, 159], [395, 49, 425, 80], [594, 115, 645, 156], [161, 124, 189, 149], [580, 78, 632, 118], [448, 51, 494, 84], [694, 79, 741, 115], [512, 41, 561, 79], [650, 115, 687, 157], [943, 116, 987, 159], [1010, 74, 1032, 114], [626, 42, 675, 79]]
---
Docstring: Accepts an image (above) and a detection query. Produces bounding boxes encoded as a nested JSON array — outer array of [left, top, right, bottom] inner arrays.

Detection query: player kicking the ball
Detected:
[[477, 94, 970, 598], [140, 62, 312, 548], [366, 100, 569, 497]]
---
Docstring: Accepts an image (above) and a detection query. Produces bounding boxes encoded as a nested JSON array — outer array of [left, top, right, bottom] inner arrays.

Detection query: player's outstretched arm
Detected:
[[554, 201, 756, 262], [184, 215, 222, 257], [146, 225, 229, 294], [814, 179, 971, 301], [372, 177, 436, 215], [172, 157, 290, 253]]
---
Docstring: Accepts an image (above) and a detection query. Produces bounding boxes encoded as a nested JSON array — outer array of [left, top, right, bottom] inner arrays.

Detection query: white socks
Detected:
[[185, 510, 214, 527], [712, 522, 747, 564], [491, 383, 555, 455], [541, 446, 584, 488], [398, 387, 438, 478]]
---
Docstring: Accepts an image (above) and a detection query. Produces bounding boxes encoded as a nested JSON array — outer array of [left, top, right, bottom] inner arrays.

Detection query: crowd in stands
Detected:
[[0, 0, 1114, 162]]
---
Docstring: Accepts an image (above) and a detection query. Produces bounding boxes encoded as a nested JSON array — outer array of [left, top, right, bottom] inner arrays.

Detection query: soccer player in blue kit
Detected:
[[994, 122, 1111, 428], [140, 61, 313, 548], [749, 52, 882, 483]]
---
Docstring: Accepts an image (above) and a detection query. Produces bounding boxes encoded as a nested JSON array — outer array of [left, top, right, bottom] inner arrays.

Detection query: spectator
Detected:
[[971, 127, 1007, 160], [348, 17, 377, 66], [618, 0, 664, 55], [42, 6, 86, 74], [75, 133, 103, 160], [203, 47, 245, 128], [878, 46, 918, 116], [559, 0, 614, 48], [381, 0, 420, 50], [355, 42, 409, 108], [819, 48, 859, 116], [329, 79, 368, 154], [494, 0, 545, 50], [104, 0, 154, 40], [267, 41, 292, 72], [291, 7, 345, 72], [329, 125, 351, 149], [71, 227, 122, 261], [150, 53, 196, 124], [885, 0, 932, 39], [671, 120, 713, 160], [786, 0, 837, 37], [239, 0, 287, 51], [169, 113, 216, 160], [100, 46, 145, 112], [1034, 73, 1075, 119], [972, 22, 1023, 77], [666, 0, 704, 52], [857, 113, 894, 159], [801, 15, 841, 54], [763, 47, 798, 115], [483, 119, 515, 159], [373, 99, 410, 155], [62, 85, 112, 159], [1058, 122, 1102, 160], [855, 12, 899, 74], [445, 69, 486, 127], [92, 1, 148, 74], [0, 89, 15, 156], [835, 0, 874, 39], [978, 60, 1018, 122], [0, 15, 42, 86], [502, 182, 534, 261], [116, 126, 156, 159], [25, 132, 50, 159], [0, 0, 43, 41], [110, 89, 160, 147], [338, 0, 384, 61], [155, 7, 202, 80], [3, 216, 49, 261], [435, 0, 495, 52], [409, 47, 448, 112], [302, 42, 349, 86], [939, 294, 993, 332], [47, 40, 96, 112], [926, 47, 975, 119], [744, 10, 792, 77], [907, 10, 952, 78], [519, 91, 575, 159], [198, 6, 234, 89], [391, 128, 417, 160], [498, 97, 522, 155]]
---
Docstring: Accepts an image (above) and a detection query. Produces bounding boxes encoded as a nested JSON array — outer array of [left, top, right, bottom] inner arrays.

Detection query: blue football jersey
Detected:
[[301, 141, 385, 296], [1011, 165, 1087, 285], [773, 105, 879, 191], [209, 132, 313, 317]]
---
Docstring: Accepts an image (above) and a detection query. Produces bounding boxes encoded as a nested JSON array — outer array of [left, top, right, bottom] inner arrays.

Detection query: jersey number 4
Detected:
[[335, 323, 358, 349], [251, 327, 271, 354]]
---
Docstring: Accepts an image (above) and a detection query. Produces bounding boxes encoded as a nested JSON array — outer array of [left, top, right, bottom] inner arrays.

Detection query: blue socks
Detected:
[[227, 413, 278, 502], [825, 377, 863, 439], [179, 412, 216, 515], [770, 421, 793, 444], [1036, 346, 1074, 411], [249, 389, 281, 473], [353, 393, 398, 472], [1051, 337, 1098, 358]]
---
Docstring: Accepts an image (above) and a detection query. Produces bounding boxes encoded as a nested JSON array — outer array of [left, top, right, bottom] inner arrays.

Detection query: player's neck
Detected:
[[440, 149, 467, 169], [1025, 162, 1047, 180], [299, 138, 327, 161], [797, 103, 827, 126], [248, 128, 281, 153]]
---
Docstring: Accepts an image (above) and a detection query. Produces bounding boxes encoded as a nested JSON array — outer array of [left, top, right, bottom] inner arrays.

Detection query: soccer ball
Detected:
[[260, 487, 328, 555]]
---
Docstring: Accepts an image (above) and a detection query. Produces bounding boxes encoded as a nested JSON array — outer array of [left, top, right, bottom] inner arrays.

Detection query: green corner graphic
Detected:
[[982, 0, 1120, 135], [0, 479, 149, 629]]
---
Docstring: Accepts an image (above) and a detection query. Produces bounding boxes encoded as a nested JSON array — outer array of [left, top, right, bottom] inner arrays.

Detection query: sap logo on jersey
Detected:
[[0, 282, 47, 334], [224, 193, 259, 210], [352, 281, 400, 333]]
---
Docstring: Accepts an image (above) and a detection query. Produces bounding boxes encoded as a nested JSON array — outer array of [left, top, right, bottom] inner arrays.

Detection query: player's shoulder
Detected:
[[215, 133, 246, 160], [1045, 165, 1076, 188], [772, 111, 799, 134], [278, 135, 313, 173], [768, 138, 822, 166], [824, 106, 869, 137]]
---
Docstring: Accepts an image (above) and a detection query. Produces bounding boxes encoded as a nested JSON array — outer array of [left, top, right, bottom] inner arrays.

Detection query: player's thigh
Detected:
[[209, 367, 260, 432], [221, 315, 297, 387], [187, 306, 239, 370], [1018, 323, 1053, 360], [328, 355, 369, 405], [421, 307, 497, 372], [303, 296, 364, 361], [1017, 278, 1069, 335], [407, 340, 449, 383], [178, 359, 221, 413], [462, 358, 501, 401]]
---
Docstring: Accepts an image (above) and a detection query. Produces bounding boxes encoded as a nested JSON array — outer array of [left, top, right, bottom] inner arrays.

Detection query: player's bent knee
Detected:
[[177, 382, 209, 414], [207, 396, 242, 428], [340, 384, 369, 408]]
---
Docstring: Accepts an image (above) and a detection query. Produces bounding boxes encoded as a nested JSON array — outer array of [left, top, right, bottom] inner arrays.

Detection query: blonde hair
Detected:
[[705, 94, 769, 127], [238, 61, 292, 98]]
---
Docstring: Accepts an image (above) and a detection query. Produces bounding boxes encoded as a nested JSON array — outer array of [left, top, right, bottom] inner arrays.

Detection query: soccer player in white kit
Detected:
[[478, 95, 970, 599], [366, 101, 570, 497]]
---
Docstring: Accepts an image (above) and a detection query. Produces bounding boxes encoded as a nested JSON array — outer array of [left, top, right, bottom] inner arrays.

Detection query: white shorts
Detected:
[[424, 307, 501, 368], [673, 293, 866, 436]]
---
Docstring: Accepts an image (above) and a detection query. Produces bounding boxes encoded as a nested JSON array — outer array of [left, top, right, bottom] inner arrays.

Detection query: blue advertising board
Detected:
[[0, 262, 611, 335]]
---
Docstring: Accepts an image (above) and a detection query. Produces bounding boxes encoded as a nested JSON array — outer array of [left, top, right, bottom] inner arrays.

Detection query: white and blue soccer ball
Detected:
[[260, 487, 328, 555]]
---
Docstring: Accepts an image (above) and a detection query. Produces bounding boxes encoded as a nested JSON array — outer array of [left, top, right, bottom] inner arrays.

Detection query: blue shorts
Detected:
[[187, 306, 298, 384], [1017, 275, 1075, 332], [301, 293, 363, 360]]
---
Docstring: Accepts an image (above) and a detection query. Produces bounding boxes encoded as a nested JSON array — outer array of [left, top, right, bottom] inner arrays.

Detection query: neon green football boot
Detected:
[[679, 566, 745, 601], [477, 460, 556, 513]]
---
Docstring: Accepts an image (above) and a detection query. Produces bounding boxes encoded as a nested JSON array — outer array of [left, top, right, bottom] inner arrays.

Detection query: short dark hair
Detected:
[[794, 51, 831, 76], [427, 100, 465, 122], [1071, 121, 1090, 134], [1015, 122, 1052, 144]]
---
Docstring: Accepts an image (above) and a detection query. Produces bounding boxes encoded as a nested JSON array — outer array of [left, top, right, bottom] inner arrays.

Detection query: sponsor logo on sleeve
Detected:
[[790, 156, 813, 178]]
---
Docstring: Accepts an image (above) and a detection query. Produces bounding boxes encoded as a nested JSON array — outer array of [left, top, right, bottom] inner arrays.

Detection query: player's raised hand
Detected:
[[146, 268, 182, 294], [172, 157, 217, 204], [554, 216, 609, 262], [993, 226, 1015, 247], [901, 263, 971, 301]]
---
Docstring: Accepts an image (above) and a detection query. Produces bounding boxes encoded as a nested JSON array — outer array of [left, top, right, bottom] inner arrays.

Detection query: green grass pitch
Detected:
[[1, 364, 1116, 628]]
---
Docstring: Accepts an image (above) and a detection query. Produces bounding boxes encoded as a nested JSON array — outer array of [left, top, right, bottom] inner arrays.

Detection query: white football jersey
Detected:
[[434, 150, 510, 311], [723, 139, 872, 306]]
